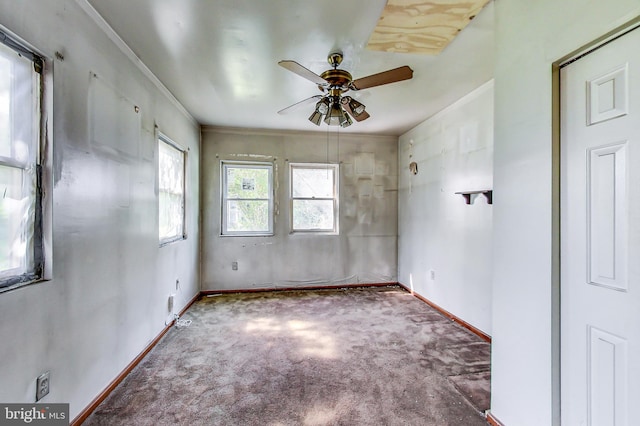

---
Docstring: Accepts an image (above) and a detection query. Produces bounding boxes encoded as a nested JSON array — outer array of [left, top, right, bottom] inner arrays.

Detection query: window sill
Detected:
[[219, 233, 275, 238], [0, 277, 50, 294], [159, 235, 187, 247], [290, 231, 339, 236]]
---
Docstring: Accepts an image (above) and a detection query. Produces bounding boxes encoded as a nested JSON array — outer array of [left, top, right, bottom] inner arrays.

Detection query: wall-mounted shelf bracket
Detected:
[[455, 190, 493, 205]]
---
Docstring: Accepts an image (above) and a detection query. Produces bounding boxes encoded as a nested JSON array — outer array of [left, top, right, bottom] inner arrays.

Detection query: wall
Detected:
[[201, 128, 397, 290], [0, 1, 200, 420], [491, 1, 640, 425], [398, 81, 493, 335]]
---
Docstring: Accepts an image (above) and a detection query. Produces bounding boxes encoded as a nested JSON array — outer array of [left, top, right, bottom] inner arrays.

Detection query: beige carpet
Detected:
[[84, 287, 490, 425]]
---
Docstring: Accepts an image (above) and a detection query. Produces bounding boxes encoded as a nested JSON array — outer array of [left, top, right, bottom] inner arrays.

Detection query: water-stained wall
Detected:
[[201, 128, 398, 290], [0, 1, 200, 420], [398, 81, 493, 335]]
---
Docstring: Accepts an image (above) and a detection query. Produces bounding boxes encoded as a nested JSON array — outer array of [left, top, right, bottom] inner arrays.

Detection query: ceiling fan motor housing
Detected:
[[278, 50, 413, 126], [319, 69, 352, 93]]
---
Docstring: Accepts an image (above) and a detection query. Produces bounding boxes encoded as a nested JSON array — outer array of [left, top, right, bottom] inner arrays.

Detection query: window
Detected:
[[158, 134, 185, 244], [290, 163, 339, 233], [221, 161, 273, 236], [0, 31, 45, 291]]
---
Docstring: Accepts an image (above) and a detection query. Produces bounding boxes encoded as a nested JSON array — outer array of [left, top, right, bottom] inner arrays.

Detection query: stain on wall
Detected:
[[201, 128, 398, 290]]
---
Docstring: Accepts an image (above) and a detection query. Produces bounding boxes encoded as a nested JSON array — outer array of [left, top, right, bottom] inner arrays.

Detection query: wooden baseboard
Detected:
[[486, 411, 505, 426], [201, 282, 398, 295], [397, 283, 491, 343], [71, 292, 200, 426]]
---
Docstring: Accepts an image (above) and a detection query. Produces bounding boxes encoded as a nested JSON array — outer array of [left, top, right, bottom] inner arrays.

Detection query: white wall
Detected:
[[201, 128, 397, 290], [398, 81, 493, 335], [0, 0, 200, 420], [491, 1, 640, 425]]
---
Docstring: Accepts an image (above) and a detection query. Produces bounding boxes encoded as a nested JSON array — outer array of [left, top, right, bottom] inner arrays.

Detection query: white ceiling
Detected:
[[85, 0, 494, 136]]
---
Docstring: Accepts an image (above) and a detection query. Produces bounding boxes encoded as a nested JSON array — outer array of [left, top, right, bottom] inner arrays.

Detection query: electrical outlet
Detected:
[[232, 261, 238, 271], [429, 270, 436, 280], [36, 371, 50, 401], [175, 279, 180, 290]]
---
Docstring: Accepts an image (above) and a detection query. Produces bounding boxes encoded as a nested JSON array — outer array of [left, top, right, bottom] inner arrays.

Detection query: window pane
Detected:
[[292, 199, 334, 231], [0, 54, 11, 157], [0, 165, 29, 277], [226, 166, 269, 199], [226, 200, 269, 232], [0, 43, 35, 164], [158, 138, 185, 242], [159, 141, 184, 194], [292, 167, 334, 198], [159, 192, 183, 240]]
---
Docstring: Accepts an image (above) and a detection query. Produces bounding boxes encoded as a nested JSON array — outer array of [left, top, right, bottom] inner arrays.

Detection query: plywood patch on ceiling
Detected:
[[366, 0, 490, 55]]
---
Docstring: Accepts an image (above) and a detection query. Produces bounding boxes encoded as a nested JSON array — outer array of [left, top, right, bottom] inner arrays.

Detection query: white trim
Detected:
[[289, 163, 339, 235], [559, 19, 640, 68], [158, 131, 186, 152], [220, 161, 275, 237], [75, 0, 198, 128], [158, 136, 187, 246]]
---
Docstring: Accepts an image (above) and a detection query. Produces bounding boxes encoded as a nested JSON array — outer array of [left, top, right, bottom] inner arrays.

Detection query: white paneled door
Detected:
[[561, 27, 640, 426]]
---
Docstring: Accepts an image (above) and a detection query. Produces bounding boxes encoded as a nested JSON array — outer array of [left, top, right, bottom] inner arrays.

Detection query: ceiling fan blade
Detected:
[[351, 66, 413, 90], [277, 95, 323, 115], [278, 60, 327, 86]]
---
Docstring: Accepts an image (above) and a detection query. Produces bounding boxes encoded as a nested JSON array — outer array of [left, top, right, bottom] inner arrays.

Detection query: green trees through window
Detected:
[[222, 162, 273, 235]]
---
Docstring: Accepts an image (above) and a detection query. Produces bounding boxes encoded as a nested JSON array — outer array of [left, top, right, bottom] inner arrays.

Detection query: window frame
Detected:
[[289, 162, 339, 235], [158, 132, 186, 246], [220, 161, 274, 237], [0, 29, 46, 293]]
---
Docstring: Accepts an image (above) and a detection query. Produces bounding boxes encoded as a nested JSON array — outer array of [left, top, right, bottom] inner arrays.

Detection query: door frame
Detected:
[[552, 16, 640, 426]]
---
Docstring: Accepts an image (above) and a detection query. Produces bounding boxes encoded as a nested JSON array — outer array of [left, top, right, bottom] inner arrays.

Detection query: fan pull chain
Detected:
[[337, 126, 340, 165], [326, 121, 330, 166]]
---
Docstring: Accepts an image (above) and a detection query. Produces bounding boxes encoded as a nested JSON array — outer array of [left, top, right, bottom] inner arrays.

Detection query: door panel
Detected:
[[588, 326, 628, 426], [588, 143, 627, 290], [561, 27, 639, 426]]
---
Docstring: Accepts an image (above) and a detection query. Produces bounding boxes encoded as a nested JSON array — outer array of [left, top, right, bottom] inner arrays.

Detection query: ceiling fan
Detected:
[[277, 51, 413, 128]]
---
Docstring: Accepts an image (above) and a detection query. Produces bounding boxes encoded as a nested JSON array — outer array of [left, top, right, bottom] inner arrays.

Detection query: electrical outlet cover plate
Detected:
[[36, 371, 50, 401]]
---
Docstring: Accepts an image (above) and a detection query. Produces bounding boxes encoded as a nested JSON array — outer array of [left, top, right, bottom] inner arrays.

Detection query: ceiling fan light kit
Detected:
[[308, 110, 323, 126], [316, 97, 330, 115], [324, 102, 349, 127], [341, 113, 354, 128], [278, 51, 413, 127], [343, 96, 366, 116]]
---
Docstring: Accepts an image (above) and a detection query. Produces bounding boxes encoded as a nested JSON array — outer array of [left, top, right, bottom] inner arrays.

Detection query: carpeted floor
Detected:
[[84, 287, 491, 425]]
